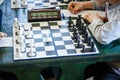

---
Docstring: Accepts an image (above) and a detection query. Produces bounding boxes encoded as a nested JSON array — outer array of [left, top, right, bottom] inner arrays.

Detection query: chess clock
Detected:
[[28, 8, 61, 22]]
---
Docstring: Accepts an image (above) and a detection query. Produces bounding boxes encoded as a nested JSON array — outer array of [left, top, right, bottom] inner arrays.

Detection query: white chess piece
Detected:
[[27, 30, 33, 38], [21, 0, 27, 7], [45, 34, 51, 42], [28, 43, 36, 57]]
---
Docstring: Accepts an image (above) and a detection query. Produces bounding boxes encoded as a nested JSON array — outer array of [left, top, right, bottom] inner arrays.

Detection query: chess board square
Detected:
[[35, 42, 44, 47], [55, 41, 64, 45], [46, 51, 56, 56], [50, 26, 59, 29], [32, 23, 40, 27], [65, 45, 75, 49], [54, 37, 63, 41], [36, 51, 46, 57], [45, 46, 55, 51], [61, 32, 70, 36], [27, 0, 34, 4], [57, 50, 67, 56], [25, 39, 34, 44], [57, 21, 66, 25], [33, 30, 41, 34], [34, 38, 43, 43], [52, 33, 62, 37], [40, 22, 48, 27], [32, 27, 41, 30], [62, 36, 72, 41], [64, 40, 73, 45], [36, 47, 45, 52], [33, 34, 42, 38], [41, 30, 50, 34], [56, 45, 66, 50], [49, 22, 58, 26], [67, 49, 76, 54], [43, 0, 49, 2], [59, 25, 66, 29], [60, 29, 69, 33], [51, 29, 60, 33]]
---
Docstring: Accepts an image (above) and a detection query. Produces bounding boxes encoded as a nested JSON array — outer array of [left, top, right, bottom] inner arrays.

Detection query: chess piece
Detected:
[[21, 0, 27, 7], [74, 35, 79, 43], [81, 45, 85, 53], [27, 30, 33, 38], [28, 42, 36, 57], [90, 42, 96, 52], [45, 33, 51, 43], [87, 36, 92, 46], [68, 16, 73, 24], [75, 39, 83, 48]]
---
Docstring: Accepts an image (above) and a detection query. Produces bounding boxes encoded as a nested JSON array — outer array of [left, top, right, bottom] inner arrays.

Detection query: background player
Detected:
[[68, 0, 120, 80], [68, 0, 120, 44]]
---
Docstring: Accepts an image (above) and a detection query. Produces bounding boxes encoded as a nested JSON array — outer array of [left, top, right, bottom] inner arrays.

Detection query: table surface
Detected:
[[0, 0, 120, 67]]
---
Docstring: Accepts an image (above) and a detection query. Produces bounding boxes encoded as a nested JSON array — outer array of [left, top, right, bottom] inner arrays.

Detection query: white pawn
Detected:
[[45, 34, 51, 42], [27, 31, 33, 38], [21, 0, 27, 7]]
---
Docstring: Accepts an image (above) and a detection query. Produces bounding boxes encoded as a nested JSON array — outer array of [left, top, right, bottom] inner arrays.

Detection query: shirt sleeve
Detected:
[[92, 1, 105, 11], [88, 16, 120, 44]]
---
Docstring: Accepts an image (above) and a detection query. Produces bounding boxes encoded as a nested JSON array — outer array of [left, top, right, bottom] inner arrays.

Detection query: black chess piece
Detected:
[[72, 32, 78, 40], [68, 16, 73, 24], [70, 25, 75, 32], [83, 32, 88, 43], [74, 35, 79, 43], [78, 23, 84, 35], [68, 21, 72, 29], [81, 45, 85, 53], [73, 28, 77, 35], [75, 39, 83, 48], [90, 42, 96, 52], [87, 37, 92, 46]]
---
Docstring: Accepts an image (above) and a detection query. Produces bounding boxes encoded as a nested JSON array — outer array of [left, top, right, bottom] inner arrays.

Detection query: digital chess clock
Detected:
[[28, 8, 61, 22]]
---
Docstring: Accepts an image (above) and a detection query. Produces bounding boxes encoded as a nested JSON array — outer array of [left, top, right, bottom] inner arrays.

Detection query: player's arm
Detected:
[[0, 32, 7, 40], [67, 1, 95, 14], [84, 14, 120, 44]]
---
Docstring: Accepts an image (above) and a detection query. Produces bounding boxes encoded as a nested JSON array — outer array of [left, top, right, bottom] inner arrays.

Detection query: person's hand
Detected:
[[84, 13, 103, 23], [0, 32, 7, 40], [67, 1, 85, 14]]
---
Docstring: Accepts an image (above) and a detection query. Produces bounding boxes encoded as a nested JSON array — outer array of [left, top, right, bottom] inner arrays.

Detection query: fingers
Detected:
[[67, 2, 75, 12], [0, 32, 7, 40]]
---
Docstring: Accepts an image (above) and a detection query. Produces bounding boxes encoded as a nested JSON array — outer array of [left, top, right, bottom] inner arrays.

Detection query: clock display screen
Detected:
[[30, 12, 59, 18]]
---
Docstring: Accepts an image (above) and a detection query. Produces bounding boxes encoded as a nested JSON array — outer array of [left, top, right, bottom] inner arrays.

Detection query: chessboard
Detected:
[[13, 14, 99, 60], [11, 0, 69, 9]]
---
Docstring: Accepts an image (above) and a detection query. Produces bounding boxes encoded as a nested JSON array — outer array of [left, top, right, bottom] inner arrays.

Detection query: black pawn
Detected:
[[81, 45, 85, 53], [68, 21, 72, 29], [87, 37, 92, 46], [90, 42, 96, 52], [75, 40, 83, 48], [68, 16, 72, 23], [74, 35, 79, 43]]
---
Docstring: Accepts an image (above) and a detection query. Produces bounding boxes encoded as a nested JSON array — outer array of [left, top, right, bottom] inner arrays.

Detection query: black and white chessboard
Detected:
[[13, 15, 99, 60], [11, 0, 68, 9]]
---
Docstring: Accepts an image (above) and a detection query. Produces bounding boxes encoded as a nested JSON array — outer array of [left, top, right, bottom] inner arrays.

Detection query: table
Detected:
[[0, 1, 120, 79]]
